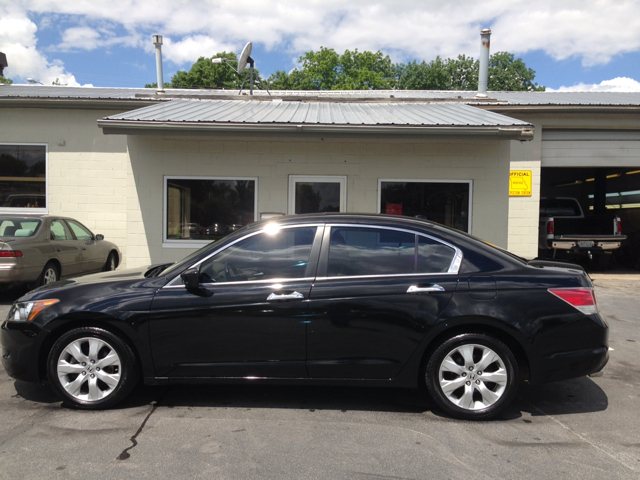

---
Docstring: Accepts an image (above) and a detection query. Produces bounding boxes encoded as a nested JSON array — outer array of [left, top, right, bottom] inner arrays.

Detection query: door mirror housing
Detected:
[[95, 234, 104, 241], [181, 266, 201, 289]]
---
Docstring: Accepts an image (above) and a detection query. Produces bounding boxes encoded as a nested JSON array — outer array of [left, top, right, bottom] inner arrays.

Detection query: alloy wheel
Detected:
[[43, 267, 58, 284], [437, 343, 508, 411], [56, 337, 122, 402]]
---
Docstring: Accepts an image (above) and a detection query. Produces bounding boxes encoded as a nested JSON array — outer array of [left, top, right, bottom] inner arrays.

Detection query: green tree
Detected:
[[396, 52, 544, 91], [145, 51, 262, 89], [158, 48, 544, 92], [488, 52, 544, 91], [0, 76, 12, 84], [267, 47, 396, 90]]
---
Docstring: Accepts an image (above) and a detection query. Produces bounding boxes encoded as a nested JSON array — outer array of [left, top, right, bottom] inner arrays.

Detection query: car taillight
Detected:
[[0, 251, 23, 257], [548, 288, 598, 315], [547, 220, 554, 235], [615, 218, 622, 235]]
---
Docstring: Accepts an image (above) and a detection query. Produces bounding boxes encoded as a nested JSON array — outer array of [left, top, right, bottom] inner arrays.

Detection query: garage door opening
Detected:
[[540, 167, 640, 269]]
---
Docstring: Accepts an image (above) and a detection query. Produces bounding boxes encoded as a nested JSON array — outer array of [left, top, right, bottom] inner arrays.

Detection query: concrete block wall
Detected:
[[126, 134, 512, 268], [0, 107, 130, 267], [508, 129, 542, 259]]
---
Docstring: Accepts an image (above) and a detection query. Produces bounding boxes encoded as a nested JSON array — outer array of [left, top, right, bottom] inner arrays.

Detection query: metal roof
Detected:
[[2, 84, 640, 106], [102, 99, 531, 126]]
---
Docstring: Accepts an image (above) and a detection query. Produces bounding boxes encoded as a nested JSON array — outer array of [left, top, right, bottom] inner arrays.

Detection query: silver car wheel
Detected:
[[437, 343, 508, 411], [43, 266, 58, 284], [57, 337, 122, 402], [108, 255, 116, 270]]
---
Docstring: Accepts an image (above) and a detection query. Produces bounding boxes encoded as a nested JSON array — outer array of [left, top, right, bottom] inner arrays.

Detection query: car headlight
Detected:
[[8, 299, 59, 322]]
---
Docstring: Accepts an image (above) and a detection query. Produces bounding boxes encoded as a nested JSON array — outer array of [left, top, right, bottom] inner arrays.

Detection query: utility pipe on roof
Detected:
[[153, 35, 164, 94], [477, 29, 491, 98]]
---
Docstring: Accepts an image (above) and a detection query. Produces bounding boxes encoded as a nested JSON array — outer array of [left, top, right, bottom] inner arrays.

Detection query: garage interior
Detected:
[[540, 166, 640, 268]]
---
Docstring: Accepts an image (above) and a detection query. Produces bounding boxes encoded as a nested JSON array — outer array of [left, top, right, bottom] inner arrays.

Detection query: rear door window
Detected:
[[327, 226, 456, 277]]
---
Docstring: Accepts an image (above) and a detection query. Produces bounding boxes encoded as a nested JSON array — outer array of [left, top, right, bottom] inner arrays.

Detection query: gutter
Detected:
[[97, 119, 534, 140], [0, 98, 159, 110]]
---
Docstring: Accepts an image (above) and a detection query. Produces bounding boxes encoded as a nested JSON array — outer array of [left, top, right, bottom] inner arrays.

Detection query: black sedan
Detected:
[[0, 214, 608, 420]]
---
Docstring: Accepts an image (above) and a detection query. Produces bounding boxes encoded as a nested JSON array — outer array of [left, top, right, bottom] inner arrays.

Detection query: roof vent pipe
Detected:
[[476, 28, 491, 98], [152, 35, 164, 94]]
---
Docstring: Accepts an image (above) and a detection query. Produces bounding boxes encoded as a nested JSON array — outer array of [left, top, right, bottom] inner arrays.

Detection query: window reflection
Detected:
[[200, 227, 317, 282], [166, 178, 255, 242], [380, 181, 470, 232], [0, 145, 46, 209]]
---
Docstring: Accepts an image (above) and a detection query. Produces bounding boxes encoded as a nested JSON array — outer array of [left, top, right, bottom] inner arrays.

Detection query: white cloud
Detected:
[[11, 0, 640, 66], [0, 7, 88, 86], [549, 77, 640, 92], [161, 36, 237, 65], [3, 1, 640, 85], [57, 26, 102, 51]]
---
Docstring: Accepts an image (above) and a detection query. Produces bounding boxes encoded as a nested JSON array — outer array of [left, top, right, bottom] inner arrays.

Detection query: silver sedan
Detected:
[[0, 215, 121, 287]]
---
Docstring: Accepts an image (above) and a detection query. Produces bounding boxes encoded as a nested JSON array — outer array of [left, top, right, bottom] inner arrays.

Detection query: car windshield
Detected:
[[0, 218, 42, 237]]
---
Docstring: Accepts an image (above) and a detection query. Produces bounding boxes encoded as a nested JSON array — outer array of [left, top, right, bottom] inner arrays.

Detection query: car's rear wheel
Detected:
[[103, 252, 118, 271], [425, 333, 519, 420], [37, 262, 59, 286], [47, 327, 139, 409]]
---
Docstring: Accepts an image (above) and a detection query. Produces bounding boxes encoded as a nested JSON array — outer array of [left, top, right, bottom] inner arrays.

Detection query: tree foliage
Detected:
[[269, 48, 544, 92], [268, 47, 396, 90], [145, 51, 262, 90], [148, 47, 544, 92], [0, 76, 12, 84]]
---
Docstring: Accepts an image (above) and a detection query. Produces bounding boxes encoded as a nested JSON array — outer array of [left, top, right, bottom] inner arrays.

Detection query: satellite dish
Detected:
[[237, 42, 252, 74]]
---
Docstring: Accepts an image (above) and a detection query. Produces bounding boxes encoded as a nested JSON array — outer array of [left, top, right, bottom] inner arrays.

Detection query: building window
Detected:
[[164, 176, 257, 245], [379, 180, 472, 233], [288, 175, 347, 214], [0, 144, 47, 212]]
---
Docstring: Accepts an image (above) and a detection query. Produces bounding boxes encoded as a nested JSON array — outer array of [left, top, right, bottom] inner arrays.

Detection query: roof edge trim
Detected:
[[97, 119, 534, 140]]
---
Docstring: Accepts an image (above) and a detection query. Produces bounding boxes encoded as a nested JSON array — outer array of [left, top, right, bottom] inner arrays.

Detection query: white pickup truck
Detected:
[[538, 197, 626, 268]]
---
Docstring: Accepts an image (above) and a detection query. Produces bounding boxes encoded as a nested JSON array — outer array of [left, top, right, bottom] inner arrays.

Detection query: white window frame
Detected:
[[163, 175, 258, 248], [377, 178, 473, 234], [288, 175, 347, 215], [0, 143, 49, 214]]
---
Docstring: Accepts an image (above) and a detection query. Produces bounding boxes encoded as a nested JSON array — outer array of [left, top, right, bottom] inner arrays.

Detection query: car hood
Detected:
[[20, 264, 166, 300]]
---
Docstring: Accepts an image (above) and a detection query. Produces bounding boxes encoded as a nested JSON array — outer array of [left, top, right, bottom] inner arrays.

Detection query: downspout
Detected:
[[153, 35, 164, 94], [476, 28, 491, 98]]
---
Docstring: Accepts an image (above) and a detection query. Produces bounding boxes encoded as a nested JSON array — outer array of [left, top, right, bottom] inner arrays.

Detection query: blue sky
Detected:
[[2, 1, 640, 92]]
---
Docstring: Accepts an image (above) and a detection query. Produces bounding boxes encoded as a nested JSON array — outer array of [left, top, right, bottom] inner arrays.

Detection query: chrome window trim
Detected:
[[163, 223, 323, 288], [324, 223, 463, 275], [316, 272, 458, 282], [164, 276, 317, 289]]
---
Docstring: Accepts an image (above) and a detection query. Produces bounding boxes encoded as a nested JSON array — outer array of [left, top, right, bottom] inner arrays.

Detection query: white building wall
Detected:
[[125, 134, 513, 268], [507, 126, 542, 259], [0, 107, 130, 266]]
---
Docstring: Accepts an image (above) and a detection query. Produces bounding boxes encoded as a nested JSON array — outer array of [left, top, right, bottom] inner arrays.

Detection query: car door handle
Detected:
[[407, 284, 445, 293], [267, 291, 305, 301]]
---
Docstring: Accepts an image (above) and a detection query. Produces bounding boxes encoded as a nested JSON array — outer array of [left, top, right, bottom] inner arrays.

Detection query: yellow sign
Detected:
[[509, 170, 532, 196]]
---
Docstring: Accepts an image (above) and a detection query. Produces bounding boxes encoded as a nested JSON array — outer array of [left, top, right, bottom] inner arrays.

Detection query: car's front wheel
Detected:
[[425, 333, 519, 420], [47, 327, 139, 409]]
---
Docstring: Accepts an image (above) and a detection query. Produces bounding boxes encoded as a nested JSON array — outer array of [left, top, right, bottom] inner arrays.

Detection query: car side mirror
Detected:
[[95, 234, 104, 241], [181, 266, 201, 290]]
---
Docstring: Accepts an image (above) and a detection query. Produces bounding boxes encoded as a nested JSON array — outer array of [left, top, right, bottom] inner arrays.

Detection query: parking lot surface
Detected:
[[0, 273, 639, 480]]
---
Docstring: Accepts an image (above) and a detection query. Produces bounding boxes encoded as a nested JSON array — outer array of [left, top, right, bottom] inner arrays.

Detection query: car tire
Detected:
[[37, 262, 60, 287], [47, 327, 139, 409], [425, 333, 519, 420], [103, 252, 118, 272]]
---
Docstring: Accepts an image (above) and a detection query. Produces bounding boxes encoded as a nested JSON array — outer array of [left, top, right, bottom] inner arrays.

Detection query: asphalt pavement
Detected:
[[0, 272, 638, 480]]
